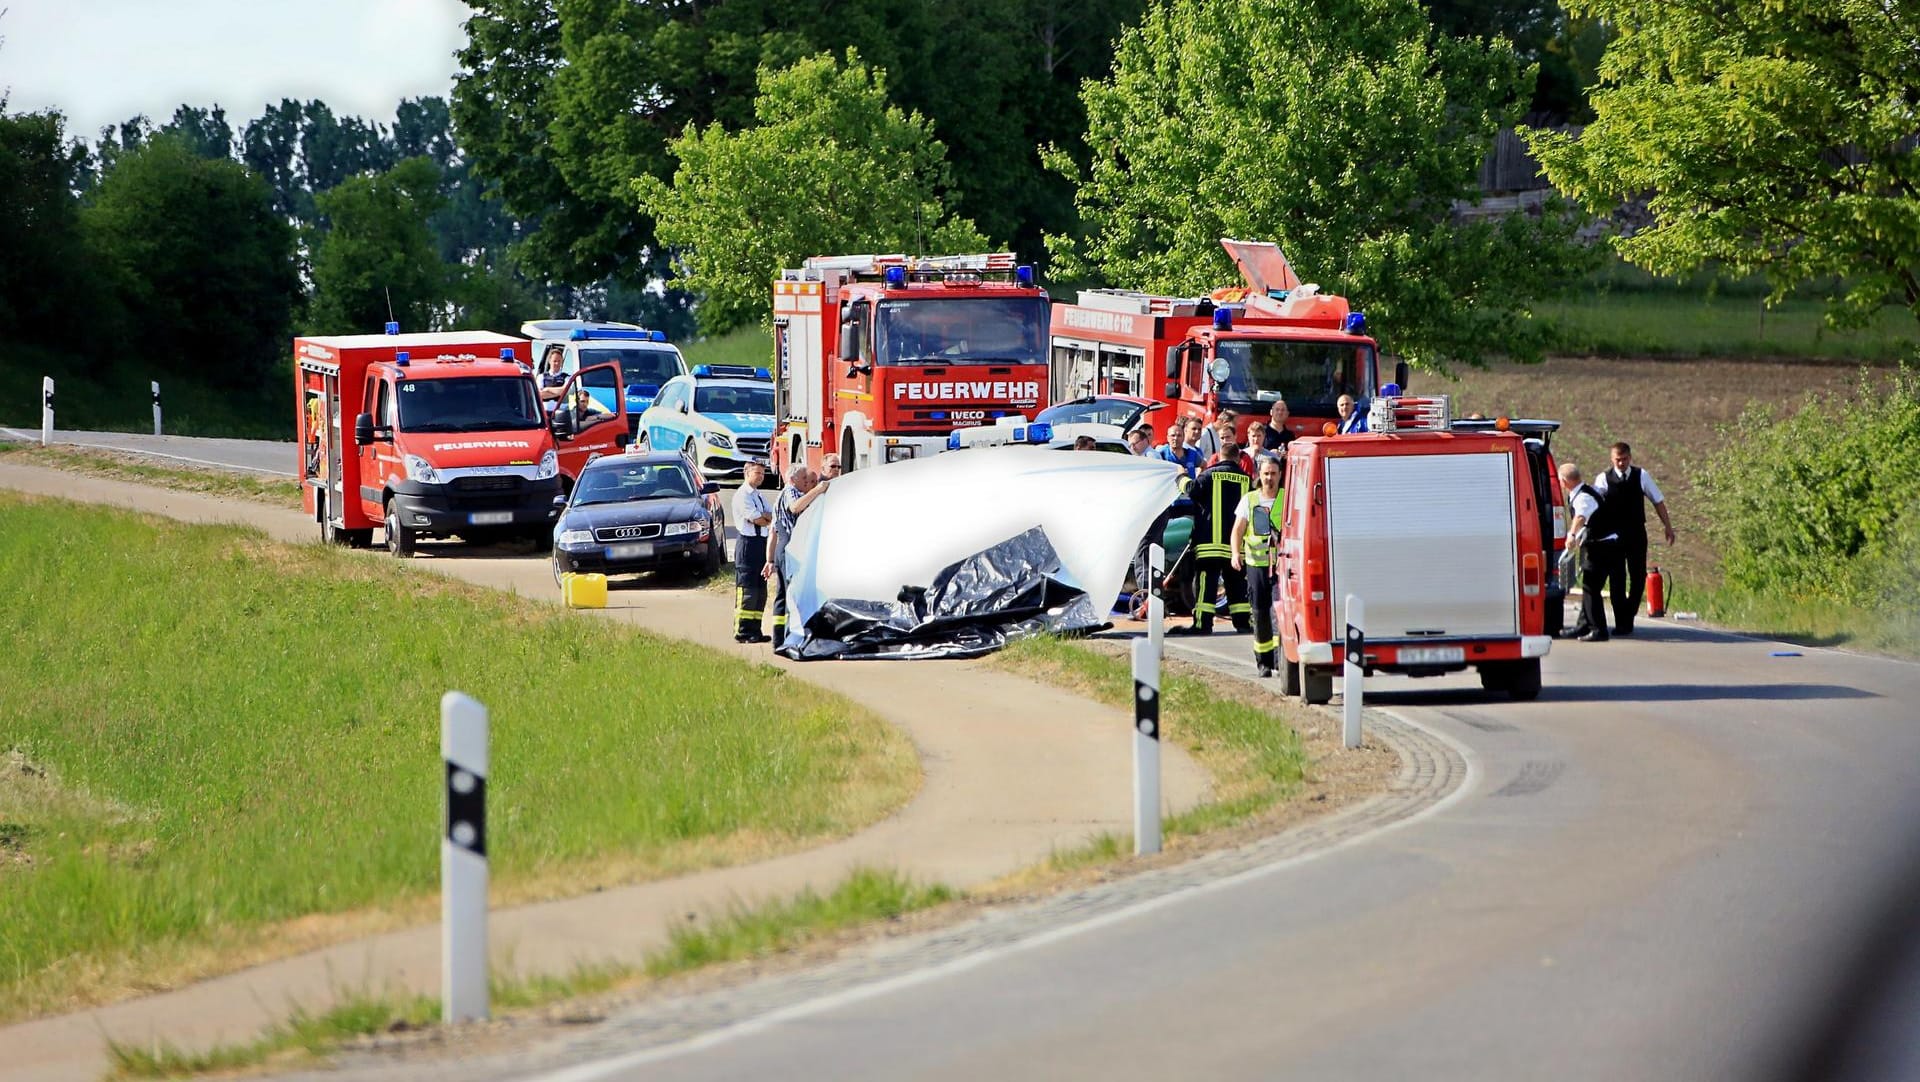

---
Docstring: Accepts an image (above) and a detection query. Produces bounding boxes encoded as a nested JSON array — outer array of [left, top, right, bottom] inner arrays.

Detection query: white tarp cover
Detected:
[[778, 446, 1185, 659]]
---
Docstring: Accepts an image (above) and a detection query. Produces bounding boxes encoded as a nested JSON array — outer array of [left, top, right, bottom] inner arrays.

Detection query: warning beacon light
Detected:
[[1212, 307, 1234, 330], [885, 265, 908, 287], [1016, 265, 1035, 286], [394, 351, 411, 367], [384, 321, 400, 335], [1344, 311, 1367, 335], [500, 348, 516, 361]]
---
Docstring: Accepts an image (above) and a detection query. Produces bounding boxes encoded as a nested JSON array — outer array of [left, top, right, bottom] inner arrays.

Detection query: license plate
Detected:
[[1397, 646, 1465, 665], [468, 511, 514, 525], [607, 542, 654, 559]]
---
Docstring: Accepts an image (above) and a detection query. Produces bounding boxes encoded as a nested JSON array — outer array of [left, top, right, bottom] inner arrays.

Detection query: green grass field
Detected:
[[681, 328, 776, 370], [0, 495, 915, 1021], [1540, 291, 1918, 362]]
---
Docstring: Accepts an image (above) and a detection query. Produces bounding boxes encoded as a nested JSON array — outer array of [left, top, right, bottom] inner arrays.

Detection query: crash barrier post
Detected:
[[41, 377, 53, 447], [442, 691, 489, 1023], [1148, 542, 1165, 655], [1343, 595, 1364, 749], [1132, 637, 1162, 856], [151, 381, 162, 436]]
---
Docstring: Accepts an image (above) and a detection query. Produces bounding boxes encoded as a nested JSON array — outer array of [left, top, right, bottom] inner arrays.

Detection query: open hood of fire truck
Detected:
[[776, 446, 1185, 659]]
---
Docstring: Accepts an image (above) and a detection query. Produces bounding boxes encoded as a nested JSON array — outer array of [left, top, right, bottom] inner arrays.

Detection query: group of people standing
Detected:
[[1558, 442, 1676, 642], [731, 454, 840, 646]]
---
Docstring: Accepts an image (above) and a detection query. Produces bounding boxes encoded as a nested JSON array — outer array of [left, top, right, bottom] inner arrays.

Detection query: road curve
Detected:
[[0, 427, 298, 475], [438, 615, 1920, 1081]]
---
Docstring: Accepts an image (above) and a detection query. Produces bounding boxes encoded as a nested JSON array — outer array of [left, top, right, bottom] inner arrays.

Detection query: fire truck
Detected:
[[1048, 239, 1403, 443], [770, 253, 1051, 473], [1274, 395, 1552, 704], [295, 327, 626, 557]]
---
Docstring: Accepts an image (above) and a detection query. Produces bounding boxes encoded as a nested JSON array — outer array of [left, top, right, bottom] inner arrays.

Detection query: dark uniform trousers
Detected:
[[1195, 557, 1250, 631], [771, 565, 791, 647], [1246, 561, 1279, 673], [1578, 537, 1624, 641], [1614, 527, 1648, 632], [734, 534, 767, 638]]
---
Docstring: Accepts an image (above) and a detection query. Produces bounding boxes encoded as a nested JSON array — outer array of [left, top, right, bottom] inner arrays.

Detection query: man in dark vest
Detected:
[[1167, 440, 1253, 635], [1561, 462, 1622, 642], [1592, 441, 1676, 635]]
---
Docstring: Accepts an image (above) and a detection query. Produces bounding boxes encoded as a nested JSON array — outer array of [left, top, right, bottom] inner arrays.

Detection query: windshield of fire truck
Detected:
[[1212, 338, 1375, 406], [395, 376, 543, 432], [875, 297, 1048, 366]]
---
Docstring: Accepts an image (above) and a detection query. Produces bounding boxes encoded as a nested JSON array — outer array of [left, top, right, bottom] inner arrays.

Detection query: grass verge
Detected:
[[0, 444, 302, 507], [680, 327, 774, 370], [0, 495, 917, 1022], [1689, 587, 1920, 662], [990, 635, 1310, 846], [104, 867, 952, 1080]]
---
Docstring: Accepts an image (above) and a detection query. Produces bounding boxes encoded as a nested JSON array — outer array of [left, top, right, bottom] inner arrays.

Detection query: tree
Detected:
[[634, 51, 988, 334], [1523, 2, 1920, 327], [81, 135, 301, 389], [306, 157, 451, 334], [0, 109, 96, 340], [1049, 0, 1593, 370], [159, 105, 235, 160]]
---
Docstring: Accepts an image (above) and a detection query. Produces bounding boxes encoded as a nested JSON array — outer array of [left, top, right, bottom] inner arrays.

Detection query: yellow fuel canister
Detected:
[[561, 572, 608, 609]]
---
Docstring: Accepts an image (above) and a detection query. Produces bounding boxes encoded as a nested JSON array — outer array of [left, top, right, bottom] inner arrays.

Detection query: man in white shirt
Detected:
[[1560, 462, 1622, 641], [1592, 442, 1675, 635], [731, 461, 774, 643]]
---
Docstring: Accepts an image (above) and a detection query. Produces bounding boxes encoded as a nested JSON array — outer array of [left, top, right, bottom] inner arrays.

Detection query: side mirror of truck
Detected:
[[552, 412, 576, 440], [838, 321, 860, 362], [1165, 347, 1181, 380], [354, 413, 375, 445], [1395, 360, 1411, 391], [1164, 381, 1181, 399]]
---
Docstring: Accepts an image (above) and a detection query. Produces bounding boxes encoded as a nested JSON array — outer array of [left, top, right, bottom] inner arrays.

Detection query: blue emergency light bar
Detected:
[[394, 351, 410, 367], [500, 348, 515, 360], [885, 266, 908, 287], [1345, 311, 1367, 335], [569, 328, 668, 342], [1016, 265, 1034, 286], [1212, 308, 1234, 330], [384, 321, 400, 335], [692, 364, 772, 380]]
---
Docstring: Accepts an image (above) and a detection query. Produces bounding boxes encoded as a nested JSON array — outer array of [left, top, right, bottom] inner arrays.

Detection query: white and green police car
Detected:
[[635, 365, 777, 482]]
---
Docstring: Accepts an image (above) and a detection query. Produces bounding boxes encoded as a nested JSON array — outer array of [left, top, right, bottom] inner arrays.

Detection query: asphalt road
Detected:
[[0, 427, 298, 475], [22, 434, 1920, 1080], [527, 625, 1919, 1082]]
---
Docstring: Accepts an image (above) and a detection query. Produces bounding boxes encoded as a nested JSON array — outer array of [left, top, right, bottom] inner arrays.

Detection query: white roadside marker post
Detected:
[[41, 377, 54, 447], [151, 381, 162, 436], [1343, 595, 1364, 749], [1132, 637, 1162, 856], [441, 691, 489, 1023], [1148, 542, 1165, 656]]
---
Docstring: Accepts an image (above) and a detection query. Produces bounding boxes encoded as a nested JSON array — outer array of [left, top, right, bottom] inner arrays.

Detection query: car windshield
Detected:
[[1212, 338, 1375, 406], [395, 376, 541, 432], [694, 385, 775, 415], [572, 463, 697, 506], [876, 297, 1048, 366], [579, 347, 683, 388], [1038, 398, 1148, 430]]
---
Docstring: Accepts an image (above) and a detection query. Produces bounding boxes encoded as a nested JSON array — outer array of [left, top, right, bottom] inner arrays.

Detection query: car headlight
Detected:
[[662, 521, 700, 536], [536, 449, 559, 479], [703, 431, 734, 449], [403, 454, 442, 484], [557, 529, 595, 546]]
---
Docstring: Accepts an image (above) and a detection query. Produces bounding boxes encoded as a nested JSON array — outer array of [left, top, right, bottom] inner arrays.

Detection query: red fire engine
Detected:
[[1274, 395, 1553, 704], [770, 253, 1051, 473], [1048, 239, 1402, 443], [295, 328, 625, 556]]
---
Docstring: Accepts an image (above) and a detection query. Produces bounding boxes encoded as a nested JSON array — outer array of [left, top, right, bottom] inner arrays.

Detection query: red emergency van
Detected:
[[295, 329, 626, 556], [1275, 396, 1553, 703]]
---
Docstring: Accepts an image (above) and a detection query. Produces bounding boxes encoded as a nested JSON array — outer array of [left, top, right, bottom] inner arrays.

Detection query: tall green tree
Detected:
[[1523, 1, 1920, 326], [160, 105, 235, 160], [0, 109, 96, 340], [1050, 0, 1592, 370], [634, 51, 988, 334], [306, 157, 451, 334], [81, 135, 301, 389]]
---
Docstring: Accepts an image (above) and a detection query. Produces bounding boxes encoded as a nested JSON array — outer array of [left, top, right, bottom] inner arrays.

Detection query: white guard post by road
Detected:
[[41, 376, 54, 446], [1133, 636, 1162, 855], [442, 691, 490, 1023], [151, 381, 162, 436], [1344, 595, 1364, 748]]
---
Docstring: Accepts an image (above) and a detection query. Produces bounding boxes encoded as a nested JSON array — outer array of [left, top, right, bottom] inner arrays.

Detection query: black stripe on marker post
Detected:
[[445, 761, 487, 858]]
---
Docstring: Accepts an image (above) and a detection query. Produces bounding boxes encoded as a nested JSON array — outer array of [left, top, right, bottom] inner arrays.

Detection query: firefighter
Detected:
[[1232, 456, 1286, 676], [732, 460, 774, 643], [1167, 439, 1252, 635]]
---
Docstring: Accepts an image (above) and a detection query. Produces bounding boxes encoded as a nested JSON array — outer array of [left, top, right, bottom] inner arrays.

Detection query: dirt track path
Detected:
[[0, 465, 1209, 1082]]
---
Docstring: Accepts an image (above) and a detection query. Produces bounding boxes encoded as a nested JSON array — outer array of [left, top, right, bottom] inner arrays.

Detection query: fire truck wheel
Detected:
[[1505, 659, 1542, 701], [384, 502, 416, 558], [344, 529, 374, 548], [1282, 654, 1303, 697], [1302, 663, 1333, 706], [1478, 664, 1512, 692]]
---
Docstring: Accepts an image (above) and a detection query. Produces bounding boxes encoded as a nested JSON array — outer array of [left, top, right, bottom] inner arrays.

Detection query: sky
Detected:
[[0, 0, 473, 141]]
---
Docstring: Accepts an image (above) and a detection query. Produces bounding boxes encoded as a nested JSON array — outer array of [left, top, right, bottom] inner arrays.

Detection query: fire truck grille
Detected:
[[453, 475, 519, 493], [734, 436, 770, 458], [594, 523, 662, 542]]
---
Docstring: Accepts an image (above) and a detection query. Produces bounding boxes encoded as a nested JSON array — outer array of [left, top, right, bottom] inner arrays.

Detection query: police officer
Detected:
[[1561, 462, 1622, 642], [1232, 456, 1285, 676], [1167, 439, 1252, 635], [1593, 441, 1675, 635], [766, 463, 829, 648], [731, 460, 774, 643]]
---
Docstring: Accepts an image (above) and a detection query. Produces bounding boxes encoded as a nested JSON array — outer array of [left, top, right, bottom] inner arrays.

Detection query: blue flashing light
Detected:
[[1212, 308, 1234, 330], [649, 330, 667, 342], [383, 321, 400, 335], [569, 328, 587, 340], [1027, 422, 1053, 443], [1345, 311, 1367, 335], [755, 366, 771, 380], [929, 411, 948, 421], [947, 432, 962, 450], [692, 364, 711, 377], [394, 351, 411, 367], [1016, 265, 1034, 286], [500, 348, 515, 360], [885, 266, 907, 287]]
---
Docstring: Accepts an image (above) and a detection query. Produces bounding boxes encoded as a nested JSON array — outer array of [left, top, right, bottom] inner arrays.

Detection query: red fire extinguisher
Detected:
[[1646, 566, 1671, 618]]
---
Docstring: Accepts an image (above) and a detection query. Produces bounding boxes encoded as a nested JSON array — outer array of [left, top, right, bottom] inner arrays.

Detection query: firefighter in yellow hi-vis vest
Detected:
[[1167, 442, 1252, 635], [1232, 456, 1286, 677]]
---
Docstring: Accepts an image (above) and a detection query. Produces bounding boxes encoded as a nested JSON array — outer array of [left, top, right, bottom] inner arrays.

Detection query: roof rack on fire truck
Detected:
[[1071, 289, 1213, 317], [784, 252, 1027, 287], [1364, 394, 1452, 433]]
